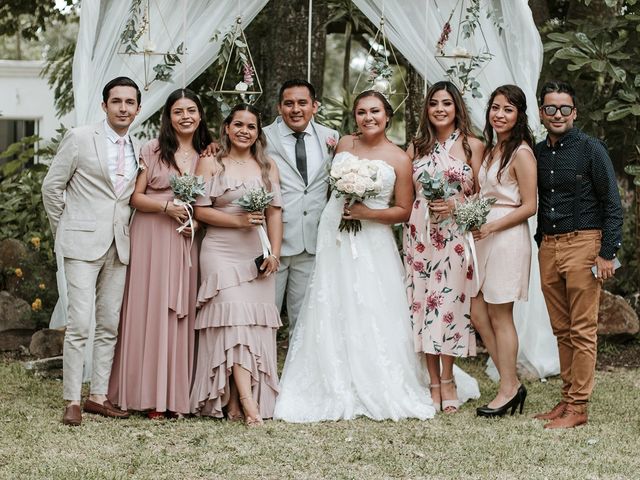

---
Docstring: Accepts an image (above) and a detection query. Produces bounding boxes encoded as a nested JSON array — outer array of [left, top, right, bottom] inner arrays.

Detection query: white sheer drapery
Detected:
[[351, 0, 559, 380], [53, 0, 268, 380], [73, 0, 268, 127]]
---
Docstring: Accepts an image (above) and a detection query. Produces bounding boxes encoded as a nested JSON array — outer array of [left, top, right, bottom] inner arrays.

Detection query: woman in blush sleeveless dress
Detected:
[[471, 85, 538, 418], [274, 91, 436, 423], [109, 89, 213, 418], [190, 104, 283, 426], [404, 81, 484, 413]]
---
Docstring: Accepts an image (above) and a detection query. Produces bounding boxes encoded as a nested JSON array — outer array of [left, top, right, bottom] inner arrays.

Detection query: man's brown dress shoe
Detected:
[[544, 404, 587, 429], [83, 399, 130, 419], [533, 401, 567, 421], [62, 404, 82, 426]]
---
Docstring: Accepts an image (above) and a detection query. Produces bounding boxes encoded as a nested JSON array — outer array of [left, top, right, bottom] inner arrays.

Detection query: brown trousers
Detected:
[[539, 230, 602, 405]]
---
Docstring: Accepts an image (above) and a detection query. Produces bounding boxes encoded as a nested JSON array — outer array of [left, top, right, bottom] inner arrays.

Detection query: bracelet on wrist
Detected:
[[163, 201, 168, 213]]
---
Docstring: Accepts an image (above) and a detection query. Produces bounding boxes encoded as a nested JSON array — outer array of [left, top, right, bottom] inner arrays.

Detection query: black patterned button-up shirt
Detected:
[[534, 127, 623, 260]]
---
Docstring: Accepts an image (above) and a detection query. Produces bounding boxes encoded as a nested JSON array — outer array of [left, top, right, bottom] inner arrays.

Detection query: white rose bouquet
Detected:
[[329, 157, 383, 234]]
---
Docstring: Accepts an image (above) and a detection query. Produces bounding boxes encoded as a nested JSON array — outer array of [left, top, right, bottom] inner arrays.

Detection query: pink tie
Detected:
[[115, 137, 126, 194]]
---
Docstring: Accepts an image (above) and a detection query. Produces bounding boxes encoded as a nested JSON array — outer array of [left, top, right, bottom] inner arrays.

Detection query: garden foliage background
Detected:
[[0, 0, 639, 324]]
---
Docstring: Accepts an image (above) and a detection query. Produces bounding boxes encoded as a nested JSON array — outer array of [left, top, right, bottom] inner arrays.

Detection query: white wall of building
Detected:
[[0, 59, 74, 147]]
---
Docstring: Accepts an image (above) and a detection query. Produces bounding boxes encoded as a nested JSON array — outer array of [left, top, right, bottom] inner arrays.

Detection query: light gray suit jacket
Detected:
[[41, 122, 141, 265], [264, 117, 338, 257]]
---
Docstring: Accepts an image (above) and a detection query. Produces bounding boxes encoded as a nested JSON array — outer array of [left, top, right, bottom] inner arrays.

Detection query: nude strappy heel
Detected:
[[441, 377, 460, 414], [239, 395, 264, 427]]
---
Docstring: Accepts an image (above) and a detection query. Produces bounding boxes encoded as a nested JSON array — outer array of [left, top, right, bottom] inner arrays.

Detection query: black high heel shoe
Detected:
[[476, 385, 527, 418]]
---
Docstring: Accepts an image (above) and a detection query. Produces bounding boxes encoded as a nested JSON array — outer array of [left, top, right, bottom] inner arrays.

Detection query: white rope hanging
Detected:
[[307, 0, 313, 82]]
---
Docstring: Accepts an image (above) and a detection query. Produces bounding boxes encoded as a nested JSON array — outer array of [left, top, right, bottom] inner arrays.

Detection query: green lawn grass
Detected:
[[1, 357, 638, 479]]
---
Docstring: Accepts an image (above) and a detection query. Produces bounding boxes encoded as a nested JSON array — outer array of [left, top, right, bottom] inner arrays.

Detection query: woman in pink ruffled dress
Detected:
[[109, 89, 212, 418], [190, 104, 283, 426]]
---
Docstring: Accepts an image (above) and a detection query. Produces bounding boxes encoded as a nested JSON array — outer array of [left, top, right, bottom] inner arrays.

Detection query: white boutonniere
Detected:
[[326, 135, 338, 155]]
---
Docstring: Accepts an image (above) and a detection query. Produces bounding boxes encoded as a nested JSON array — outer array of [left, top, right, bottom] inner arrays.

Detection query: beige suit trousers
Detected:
[[62, 242, 126, 400]]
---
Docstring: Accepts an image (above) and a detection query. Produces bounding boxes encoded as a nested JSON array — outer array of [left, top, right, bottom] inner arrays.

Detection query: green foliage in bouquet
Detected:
[[418, 170, 460, 201], [169, 173, 206, 204], [234, 187, 275, 212]]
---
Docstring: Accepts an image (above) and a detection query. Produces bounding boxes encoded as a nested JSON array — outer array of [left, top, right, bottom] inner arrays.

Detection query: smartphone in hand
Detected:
[[591, 258, 621, 277]]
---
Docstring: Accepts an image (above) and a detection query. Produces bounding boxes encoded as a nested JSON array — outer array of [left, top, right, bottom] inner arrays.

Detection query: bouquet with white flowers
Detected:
[[453, 195, 497, 233], [329, 157, 383, 234], [453, 194, 497, 291], [169, 173, 206, 266], [169, 173, 206, 205], [234, 186, 276, 263]]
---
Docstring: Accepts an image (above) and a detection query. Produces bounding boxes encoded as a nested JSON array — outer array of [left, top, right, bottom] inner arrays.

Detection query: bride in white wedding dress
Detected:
[[274, 91, 478, 423]]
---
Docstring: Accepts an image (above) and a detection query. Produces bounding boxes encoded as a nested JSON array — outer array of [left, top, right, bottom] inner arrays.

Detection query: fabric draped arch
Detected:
[[63, 0, 559, 380], [73, 0, 269, 126]]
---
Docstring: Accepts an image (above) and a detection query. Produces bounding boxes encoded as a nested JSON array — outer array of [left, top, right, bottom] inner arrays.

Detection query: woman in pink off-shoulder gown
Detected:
[[108, 89, 213, 417], [190, 103, 283, 426]]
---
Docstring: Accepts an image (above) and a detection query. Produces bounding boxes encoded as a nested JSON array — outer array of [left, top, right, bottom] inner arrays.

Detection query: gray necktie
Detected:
[[293, 131, 308, 185]]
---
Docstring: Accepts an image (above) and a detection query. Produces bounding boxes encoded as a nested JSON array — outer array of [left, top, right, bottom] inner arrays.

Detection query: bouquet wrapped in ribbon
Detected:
[[329, 157, 383, 234], [169, 172, 206, 266], [234, 187, 276, 264], [169, 173, 206, 231], [417, 169, 462, 238], [453, 194, 497, 289]]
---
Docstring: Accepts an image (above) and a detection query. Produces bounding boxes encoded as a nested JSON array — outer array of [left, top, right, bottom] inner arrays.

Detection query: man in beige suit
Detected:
[[42, 77, 142, 426]]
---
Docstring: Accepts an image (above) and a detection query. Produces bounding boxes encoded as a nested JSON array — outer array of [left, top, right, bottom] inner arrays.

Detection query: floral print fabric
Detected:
[[404, 130, 476, 357]]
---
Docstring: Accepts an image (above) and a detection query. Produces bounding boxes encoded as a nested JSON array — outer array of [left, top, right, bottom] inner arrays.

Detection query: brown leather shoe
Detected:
[[533, 401, 567, 421], [83, 399, 130, 419], [544, 404, 588, 429], [62, 404, 82, 426]]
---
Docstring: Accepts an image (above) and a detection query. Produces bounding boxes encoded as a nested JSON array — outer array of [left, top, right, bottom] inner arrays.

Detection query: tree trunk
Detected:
[[404, 63, 425, 147], [246, 0, 328, 123], [528, 0, 550, 27]]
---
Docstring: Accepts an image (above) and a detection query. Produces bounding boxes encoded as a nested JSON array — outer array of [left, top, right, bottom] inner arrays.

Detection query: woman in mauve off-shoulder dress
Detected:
[[108, 89, 213, 418], [190, 103, 283, 426]]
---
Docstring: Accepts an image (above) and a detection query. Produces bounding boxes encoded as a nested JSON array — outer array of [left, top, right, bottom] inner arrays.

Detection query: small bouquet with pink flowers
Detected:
[[418, 169, 461, 202], [329, 157, 383, 234]]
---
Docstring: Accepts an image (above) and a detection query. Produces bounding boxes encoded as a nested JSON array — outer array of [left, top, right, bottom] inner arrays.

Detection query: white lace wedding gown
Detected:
[[274, 152, 477, 423]]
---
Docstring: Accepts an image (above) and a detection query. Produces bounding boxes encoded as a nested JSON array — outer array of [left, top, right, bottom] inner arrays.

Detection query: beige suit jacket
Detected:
[[41, 122, 141, 265]]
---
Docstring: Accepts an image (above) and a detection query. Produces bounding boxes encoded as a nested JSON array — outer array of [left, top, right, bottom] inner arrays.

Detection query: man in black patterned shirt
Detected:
[[533, 81, 623, 429]]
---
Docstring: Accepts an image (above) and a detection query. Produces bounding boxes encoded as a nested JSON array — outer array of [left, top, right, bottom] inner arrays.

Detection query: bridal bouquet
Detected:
[[329, 157, 383, 234], [453, 195, 497, 233], [234, 187, 275, 264]]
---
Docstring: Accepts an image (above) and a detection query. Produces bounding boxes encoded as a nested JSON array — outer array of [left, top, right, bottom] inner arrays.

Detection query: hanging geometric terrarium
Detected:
[[118, 0, 186, 91], [433, 0, 499, 98], [352, 15, 409, 113], [211, 16, 263, 117]]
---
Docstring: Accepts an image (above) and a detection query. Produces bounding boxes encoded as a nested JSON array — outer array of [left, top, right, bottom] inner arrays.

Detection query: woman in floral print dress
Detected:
[[404, 81, 483, 413]]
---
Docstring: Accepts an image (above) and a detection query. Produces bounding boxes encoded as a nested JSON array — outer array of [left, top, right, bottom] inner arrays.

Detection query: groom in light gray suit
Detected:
[[42, 77, 142, 426], [264, 79, 339, 336]]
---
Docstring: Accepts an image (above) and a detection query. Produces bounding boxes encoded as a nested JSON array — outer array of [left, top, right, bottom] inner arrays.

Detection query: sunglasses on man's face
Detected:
[[541, 105, 575, 116]]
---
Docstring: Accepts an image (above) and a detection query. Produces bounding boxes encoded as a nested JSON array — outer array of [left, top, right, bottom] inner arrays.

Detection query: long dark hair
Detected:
[[413, 81, 474, 162], [157, 88, 213, 170], [483, 85, 534, 182], [352, 90, 394, 129], [217, 103, 272, 190]]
